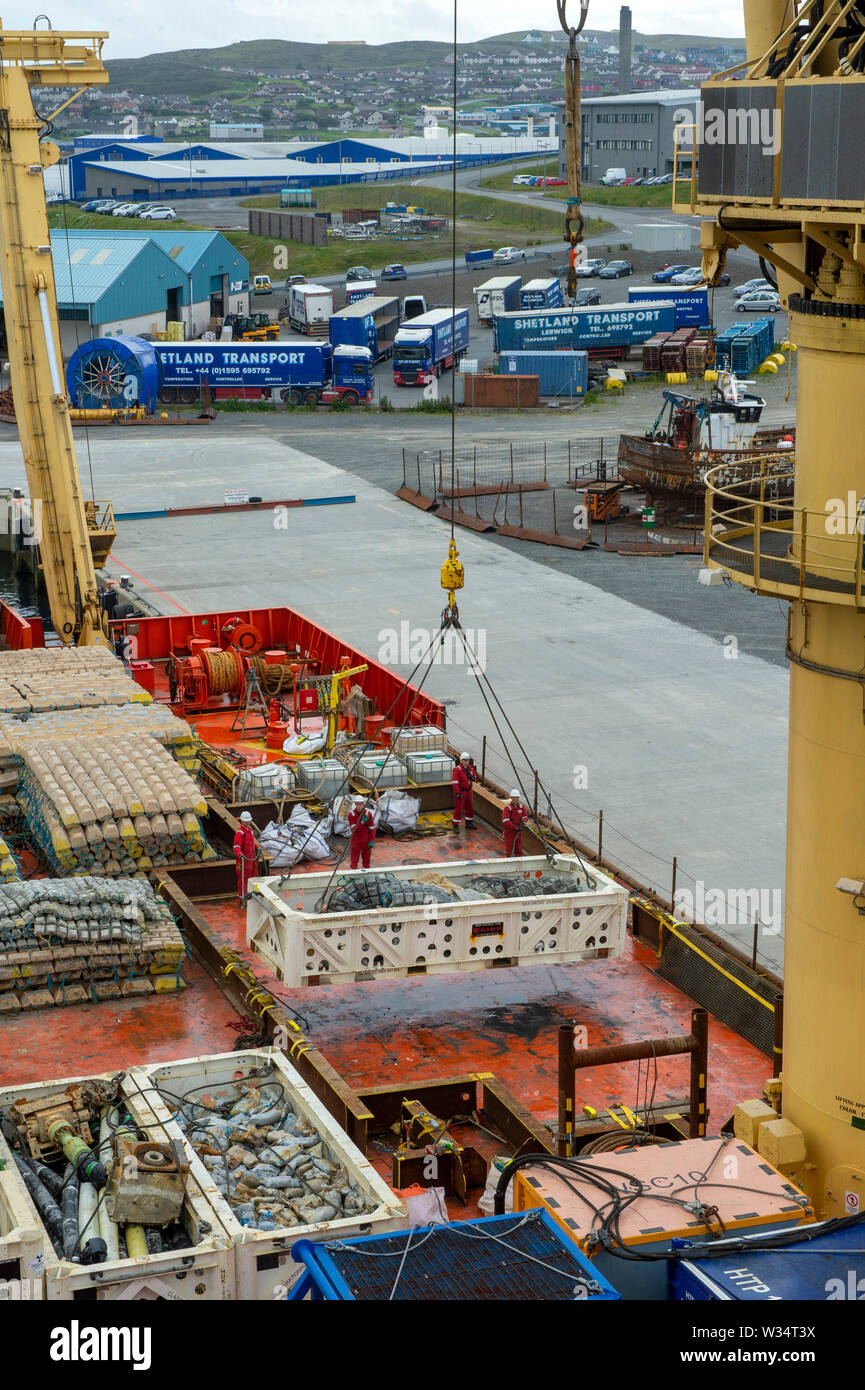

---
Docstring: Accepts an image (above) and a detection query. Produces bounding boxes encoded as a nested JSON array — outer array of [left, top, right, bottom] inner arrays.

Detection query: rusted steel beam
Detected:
[[434, 503, 497, 533], [356, 1074, 483, 1132], [496, 524, 590, 549], [482, 1076, 556, 1157], [160, 874, 373, 1151], [395, 486, 439, 511], [441, 481, 549, 499]]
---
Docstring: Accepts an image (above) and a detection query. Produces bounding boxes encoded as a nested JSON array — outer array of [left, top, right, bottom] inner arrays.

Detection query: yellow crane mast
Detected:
[[684, 0, 865, 1215], [0, 21, 112, 645]]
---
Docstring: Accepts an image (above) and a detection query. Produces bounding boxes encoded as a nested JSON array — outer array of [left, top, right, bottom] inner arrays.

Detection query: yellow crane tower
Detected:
[[0, 21, 114, 645], [683, 0, 865, 1216]]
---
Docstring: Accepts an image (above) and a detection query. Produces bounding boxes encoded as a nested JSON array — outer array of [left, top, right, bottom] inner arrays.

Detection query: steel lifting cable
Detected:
[[449, 0, 458, 537], [558, 0, 590, 299]]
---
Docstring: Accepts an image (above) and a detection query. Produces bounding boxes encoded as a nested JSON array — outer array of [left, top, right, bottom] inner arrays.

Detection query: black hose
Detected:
[[14, 1154, 64, 1254], [60, 1164, 79, 1259]]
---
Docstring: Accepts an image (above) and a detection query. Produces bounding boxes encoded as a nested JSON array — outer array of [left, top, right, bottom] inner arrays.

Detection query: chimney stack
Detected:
[[618, 6, 633, 94]]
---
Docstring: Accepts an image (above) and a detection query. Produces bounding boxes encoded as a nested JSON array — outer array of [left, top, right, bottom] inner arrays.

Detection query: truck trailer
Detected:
[[474, 276, 522, 325], [628, 285, 710, 329], [345, 281, 378, 305], [329, 295, 401, 362], [287, 282, 333, 336], [520, 277, 564, 310], [464, 248, 495, 266], [493, 301, 677, 357], [392, 307, 470, 386], [153, 339, 374, 406]]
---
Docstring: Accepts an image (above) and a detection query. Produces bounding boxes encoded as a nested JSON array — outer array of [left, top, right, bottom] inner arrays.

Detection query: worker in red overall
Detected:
[[502, 790, 529, 857], [348, 795, 376, 869], [233, 811, 259, 900], [452, 752, 476, 833]]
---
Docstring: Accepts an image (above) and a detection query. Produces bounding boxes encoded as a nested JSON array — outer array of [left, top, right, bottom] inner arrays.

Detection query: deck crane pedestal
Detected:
[[684, 0, 865, 1215], [0, 22, 115, 645]]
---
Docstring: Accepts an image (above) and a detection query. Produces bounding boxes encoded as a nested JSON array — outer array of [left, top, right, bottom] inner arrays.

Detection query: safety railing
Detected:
[[672, 125, 698, 215], [704, 454, 865, 607]]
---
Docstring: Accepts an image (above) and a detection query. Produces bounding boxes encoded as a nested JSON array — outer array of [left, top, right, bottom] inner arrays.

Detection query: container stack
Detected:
[[17, 735, 215, 876], [0, 876, 185, 1013]]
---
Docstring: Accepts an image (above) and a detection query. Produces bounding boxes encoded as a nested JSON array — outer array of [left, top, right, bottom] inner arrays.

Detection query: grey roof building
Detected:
[[558, 89, 698, 183]]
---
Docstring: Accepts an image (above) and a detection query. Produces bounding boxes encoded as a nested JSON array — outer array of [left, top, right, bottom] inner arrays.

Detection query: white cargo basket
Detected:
[[247, 854, 628, 986], [128, 1049, 406, 1300], [0, 1069, 234, 1301]]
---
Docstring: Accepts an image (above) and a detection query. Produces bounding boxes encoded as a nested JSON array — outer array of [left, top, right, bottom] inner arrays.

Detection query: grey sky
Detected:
[[7, 3, 745, 60]]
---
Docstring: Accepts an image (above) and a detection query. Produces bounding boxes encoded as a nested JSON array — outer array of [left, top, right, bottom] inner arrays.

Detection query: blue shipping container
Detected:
[[628, 285, 709, 328], [671, 1221, 865, 1301], [500, 350, 589, 397], [520, 278, 565, 310], [494, 301, 677, 353]]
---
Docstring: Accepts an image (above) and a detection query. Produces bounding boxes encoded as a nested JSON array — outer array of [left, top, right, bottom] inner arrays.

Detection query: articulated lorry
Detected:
[[474, 276, 522, 325], [392, 307, 470, 386], [287, 283, 333, 336], [153, 339, 374, 405], [328, 296, 401, 362]]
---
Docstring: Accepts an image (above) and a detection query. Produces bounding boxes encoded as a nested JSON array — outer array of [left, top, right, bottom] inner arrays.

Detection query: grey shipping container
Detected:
[[500, 350, 589, 398]]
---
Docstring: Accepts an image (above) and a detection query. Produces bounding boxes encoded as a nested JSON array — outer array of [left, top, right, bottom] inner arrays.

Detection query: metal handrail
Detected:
[[705, 457, 865, 603]]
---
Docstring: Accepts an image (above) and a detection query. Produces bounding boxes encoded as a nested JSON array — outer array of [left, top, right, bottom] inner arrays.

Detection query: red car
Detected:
[[537, 177, 567, 187]]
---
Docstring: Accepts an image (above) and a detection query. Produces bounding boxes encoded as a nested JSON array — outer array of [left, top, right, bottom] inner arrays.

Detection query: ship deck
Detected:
[[0, 818, 768, 1132]]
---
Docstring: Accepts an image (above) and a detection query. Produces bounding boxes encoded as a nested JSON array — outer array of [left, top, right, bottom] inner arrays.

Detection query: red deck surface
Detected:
[[0, 820, 770, 1127]]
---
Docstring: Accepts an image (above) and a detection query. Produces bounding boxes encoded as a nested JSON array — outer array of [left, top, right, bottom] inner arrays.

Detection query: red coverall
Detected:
[[233, 824, 258, 898], [348, 806, 376, 869], [502, 799, 529, 857], [452, 761, 476, 826]]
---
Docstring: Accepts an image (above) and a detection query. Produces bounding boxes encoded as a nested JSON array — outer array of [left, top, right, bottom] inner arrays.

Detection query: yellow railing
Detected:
[[672, 125, 698, 214], [704, 456, 865, 606]]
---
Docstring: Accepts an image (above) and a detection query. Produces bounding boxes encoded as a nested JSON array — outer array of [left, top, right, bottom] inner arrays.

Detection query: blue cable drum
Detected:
[[65, 336, 163, 413]]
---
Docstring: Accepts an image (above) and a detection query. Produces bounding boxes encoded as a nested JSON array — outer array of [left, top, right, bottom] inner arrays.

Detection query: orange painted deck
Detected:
[[0, 817, 769, 1140]]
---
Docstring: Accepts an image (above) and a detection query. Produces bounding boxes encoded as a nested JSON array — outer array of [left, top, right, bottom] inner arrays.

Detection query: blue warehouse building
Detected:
[[0, 229, 249, 356]]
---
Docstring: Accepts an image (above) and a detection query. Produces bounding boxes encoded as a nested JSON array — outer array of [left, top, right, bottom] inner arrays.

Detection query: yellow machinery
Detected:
[[0, 22, 115, 644], [686, 1, 865, 1214]]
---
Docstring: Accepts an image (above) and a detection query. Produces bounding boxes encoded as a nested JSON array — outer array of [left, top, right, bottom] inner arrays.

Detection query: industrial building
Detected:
[[0, 229, 249, 356], [64, 132, 556, 200], [558, 89, 697, 182]]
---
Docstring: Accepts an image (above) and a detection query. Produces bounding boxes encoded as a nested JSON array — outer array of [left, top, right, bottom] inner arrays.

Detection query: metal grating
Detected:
[[320, 1211, 607, 1301], [656, 921, 781, 1057]]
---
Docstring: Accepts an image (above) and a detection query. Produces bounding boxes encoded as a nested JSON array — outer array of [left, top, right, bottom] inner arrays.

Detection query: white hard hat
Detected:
[[353, 794, 366, 804], [240, 811, 253, 823], [510, 789, 520, 799], [460, 751, 470, 761]]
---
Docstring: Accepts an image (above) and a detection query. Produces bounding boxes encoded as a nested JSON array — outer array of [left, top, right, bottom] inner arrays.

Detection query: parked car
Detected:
[[734, 278, 773, 297], [494, 246, 527, 263], [736, 289, 782, 312], [653, 264, 691, 283], [671, 268, 705, 285], [382, 263, 407, 280], [575, 257, 606, 278], [631, 177, 647, 186], [512, 175, 535, 185], [345, 265, 373, 282], [575, 287, 601, 306], [110, 203, 138, 216], [654, 174, 675, 185], [253, 275, 273, 294], [287, 274, 306, 287], [536, 176, 567, 187], [598, 259, 633, 279], [81, 199, 115, 212], [139, 207, 176, 221]]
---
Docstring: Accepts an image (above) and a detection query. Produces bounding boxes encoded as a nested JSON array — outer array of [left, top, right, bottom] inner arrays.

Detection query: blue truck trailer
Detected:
[[152, 338, 374, 405], [628, 284, 710, 328], [328, 295, 401, 361], [465, 248, 495, 266], [393, 307, 471, 385], [493, 301, 677, 356], [499, 350, 589, 398], [520, 277, 564, 310]]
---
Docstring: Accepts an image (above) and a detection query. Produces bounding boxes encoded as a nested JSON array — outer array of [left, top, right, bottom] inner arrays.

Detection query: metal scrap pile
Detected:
[[326, 869, 576, 913], [18, 735, 215, 876], [0, 876, 185, 1013], [170, 1077, 375, 1231]]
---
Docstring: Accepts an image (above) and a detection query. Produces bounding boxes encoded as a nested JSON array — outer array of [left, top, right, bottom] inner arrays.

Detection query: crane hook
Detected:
[[557, 0, 590, 40]]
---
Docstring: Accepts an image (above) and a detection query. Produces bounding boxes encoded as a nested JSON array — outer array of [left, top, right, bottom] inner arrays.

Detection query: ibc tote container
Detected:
[[128, 1049, 407, 1300], [0, 1068, 234, 1301]]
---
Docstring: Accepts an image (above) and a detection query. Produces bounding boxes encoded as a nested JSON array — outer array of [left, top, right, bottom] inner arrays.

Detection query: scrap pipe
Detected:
[[557, 1008, 708, 1154]]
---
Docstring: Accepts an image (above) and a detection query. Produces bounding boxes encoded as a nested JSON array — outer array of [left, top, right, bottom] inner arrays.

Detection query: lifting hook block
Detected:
[[441, 537, 465, 613]]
